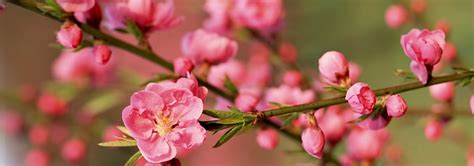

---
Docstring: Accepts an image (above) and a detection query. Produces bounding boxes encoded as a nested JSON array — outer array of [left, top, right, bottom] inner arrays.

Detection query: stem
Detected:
[[260, 71, 474, 118]]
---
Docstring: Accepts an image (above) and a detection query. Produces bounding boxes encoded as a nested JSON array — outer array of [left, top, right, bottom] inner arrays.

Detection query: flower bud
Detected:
[[345, 82, 376, 114], [278, 42, 298, 64], [57, 22, 83, 49], [173, 57, 194, 77], [29, 125, 49, 146], [282, 70, 303, 87], [181, 29, 237, 65], [348, 62, 361, 84], [57, 0, 95, 12], [424, 119, 444, 142], [37, 93, 68, 116], [256, 128, 279, 150], [435, 20, 450, 36], [235, 92, 259, 112], [301, 127, 325, 159], [231, 0, 284, 30], [0, 111, 24, 136], [358, 112, 392, 130], [470, 95, 474, 115], [385, 5, 408, 29], [61, 138, 87, 163], [442, 42, 457, 62], [429, 82, 455, 102], [102, 126, 124, 142], [25, 149, 50, 166], [93, 44, 112, 65], [410, 0, 426, 14], [74, 2, 102, 27], [386, 95, 408, 117], [318, 51, 349, 84]]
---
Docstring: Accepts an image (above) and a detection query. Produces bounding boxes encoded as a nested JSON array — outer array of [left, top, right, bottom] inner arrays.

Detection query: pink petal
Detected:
[[122, 106, 154, 140], [137, 137, 177, 163], [410, 61, 429, 84], [168, 96, 203, 122], [145, 82, 181, 94], [168, 121, 206, 149], [131, 91, 164, 114]]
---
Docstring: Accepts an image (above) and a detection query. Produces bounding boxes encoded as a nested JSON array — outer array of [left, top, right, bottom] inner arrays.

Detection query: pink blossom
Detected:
[[25, 149, 50, 166], [231, 0, 284, 30], [442, 42, 457, 62], [424, 119, 444, 142], [203, 0, 233, 35], [318, 51, 349, 84], [435, 20, 450, 35], [429, 82, 455, 102], [122, 78, 207, 163], [345, 82, 376, 115], [256, 128, 279, 150], [207, 60, 245, 89], [37, 93, 68, 116], [29, 125, 49, 146], [49, 123, 69, 144], [181, 29, 238, 65], [410, 0, 426, 13], [103, 0, 183, 33], [347, 128, 387, 161], [57, 22, 82, 49], [244, 45, 272, 87], [235, 92, 259, 112], [301, 127, 325, 159], [173, 57, 194, 77], [57, 0, 95, 12], [470, 95, 474, 115], [282, 70, 303, 87], [53, 49, 114, 86], [265, 85, 314, 107], [0, 111, 23, 135], [401, 28, 446, 84], [386, 95, 408, 117], [278, 42, 298, 64], [93, 44, 112, 65], [357, 113, 391, 130], [61, 138, 87, 163], [102, 126, 124, 142], [348, 62, 362, 84], [385, 5, 408, 29], [74, 2, 102, 27], [319, 107, 346, 144]]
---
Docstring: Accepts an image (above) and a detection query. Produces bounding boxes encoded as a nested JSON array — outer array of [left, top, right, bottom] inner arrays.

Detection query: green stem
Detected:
[[260, 71, 474, 118]]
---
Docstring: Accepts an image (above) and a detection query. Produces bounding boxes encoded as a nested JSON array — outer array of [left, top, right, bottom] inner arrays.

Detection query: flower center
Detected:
[[153, 116, 173, 137]]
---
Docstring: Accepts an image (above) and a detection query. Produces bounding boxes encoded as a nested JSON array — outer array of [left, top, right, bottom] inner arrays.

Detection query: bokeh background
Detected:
[[0, 0, 473, 165]]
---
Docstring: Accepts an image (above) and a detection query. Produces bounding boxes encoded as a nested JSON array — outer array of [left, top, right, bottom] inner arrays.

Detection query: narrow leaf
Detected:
[[124, 151, 142, 166], [199, 120, 236, 132], [213, 125, 243, 148], [281, 113, 300, 129], [203, 109, 244, 119], [116, 126, 133, 138], [98, 139, 137, 147], [228, 106, 241, 113], [223, 75, 239, 95]]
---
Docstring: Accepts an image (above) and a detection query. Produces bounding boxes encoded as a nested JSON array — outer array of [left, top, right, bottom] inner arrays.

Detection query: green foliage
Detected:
[[124, 151, 142, 166], [281, 113, 300, 129], [223, 75, 239, 96], [84, 91, 123, 115], [98, 138, 137, 147]]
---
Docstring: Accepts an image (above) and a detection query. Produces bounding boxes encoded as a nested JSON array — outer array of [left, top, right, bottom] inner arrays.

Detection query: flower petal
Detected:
[[122, 106, 154, 140], [137, 137, 177, 163], [410, 61, 429, 84], [168, 121, 206, 149], [131, 90, 164, 114]]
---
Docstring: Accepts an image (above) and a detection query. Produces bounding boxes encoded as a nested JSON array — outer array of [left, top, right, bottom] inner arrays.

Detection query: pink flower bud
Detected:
[[203, 0, 233, 35], [470, 95, 474, 115], [348, 62, 361, 84], [29, 125, 49, 146], [386, 95, 408, 117], [318, 51, 349, 84], [57, 22, 83, 49], [358, 112, 391, 130], [235, 92, 259, 112], [278, 42, 298, 64], [385, 5, 408, 29], [0, 111, 24, 136], [256, 128, 279, 150], [345, 82, 376, 115], [74, 2, 102, 27], [231, 0, 284, 30], [61, 138, 87, 163], [282, 70, 303, 87], [102, 126, 124, 142], [435, 20, 450, 35], [442, 42, 457, 62], [181, 29, 238, 65], [424, 119, 444, 142], [25, 149, 50, 166], [401, 28, 446, 84], [208, 60, 245, 89], [37, 93, 68, 116], [429, 82, 455, 102], [173, 57, 194, 77], [301, 127, 325, 159], [410, 0, 426, 14], [57, 0, 95, 12], [93, 44, 112, 65]]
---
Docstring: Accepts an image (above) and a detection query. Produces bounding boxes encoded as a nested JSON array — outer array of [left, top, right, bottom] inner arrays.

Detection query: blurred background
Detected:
[[0, 0, 473, 165]]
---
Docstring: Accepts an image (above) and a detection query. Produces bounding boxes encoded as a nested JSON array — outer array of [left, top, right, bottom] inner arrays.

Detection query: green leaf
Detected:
[[281, 113, 300, 129], [214, 118, 245, 125], [141, 74, 175, 86], [456, 77, 473, 87], [84, 91, 122, 115], [124, 151, 142, 166], [125, 21, 145, 44], [269, 102, 290, 108], [223, 75, 239, 95], [98, 139, 137, 147], [116, 126, 133, 138], [228, 106, 241, 113], [203, 109, 244, 119], [213, 125, 243, 148], [199, 120, 236, 132]]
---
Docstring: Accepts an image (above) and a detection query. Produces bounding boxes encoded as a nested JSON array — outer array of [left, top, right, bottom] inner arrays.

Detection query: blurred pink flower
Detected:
[[265, 85, 314, 107], [347, 128, 388, 161], [435, 20, 450, 35], [410, 0, 426, 13], [37, 93, 68, 116], [386, 95, 408, 117], [0, 111, 23, 135], [468, 145, 474, 166], [319, 107, 346, 144], [348, 62, 361, 84], [93, 44, 112, 65], [442, 42, 457, 62], [102, 126, 124, 142], [424, 119, 444, 142], [49, 123, 69, 144], [57, 0, 95, 12], [235, 92, 259, 112], [181, 29, 238, 65], [401, 28, 445, 84], [207, 60, 245, 88], [256, 128, 279, 150], [173, 57, 194, 77], [357, 113, 391, 130], [29, 125, 49, 146], [61, 138, 87, 163], [345, 82, 376, 115], [20, 84, 38, 103], [470, 95, 474, 115], [301, 127, 325, 159], [278, 42, 298, 64], [282, 70, 303, 87], [318, 51, 349, 84], [231, 0, 284, 30], [385, 4, 408, 29], [57, 22, 82, 49], [122, 79, 206, 163], [429, 82, 455, 102], [203, 0, 233, 35], [25, 149, 50, 166], [103, 0, 183, 33], [74, 2, 102, 27]]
